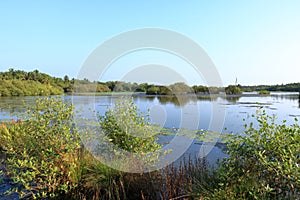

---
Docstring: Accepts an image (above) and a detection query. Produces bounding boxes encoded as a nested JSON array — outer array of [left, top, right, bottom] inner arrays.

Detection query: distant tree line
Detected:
[[0, 69, 299, 97], [0, 69, 64, 96], [239, 83, 300, 92]]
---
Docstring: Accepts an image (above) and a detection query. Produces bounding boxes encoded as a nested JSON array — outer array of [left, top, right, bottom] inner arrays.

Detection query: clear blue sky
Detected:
[[1, 1, 300, 86]]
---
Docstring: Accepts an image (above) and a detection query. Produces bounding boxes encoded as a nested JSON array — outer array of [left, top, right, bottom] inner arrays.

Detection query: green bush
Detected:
[[146, 86, 159, 95], [225, 85, 243, 95], [0, 98, 81, 198], [0, 79, 63, 96], [79, 97, 164, 199], [99, 97, 161, 159], [199, 110, 300, 199], [0, 97, 165, 199], [157, 86, 173, 95], [259, 90, 270, 95], [169, 82, 192, 95]]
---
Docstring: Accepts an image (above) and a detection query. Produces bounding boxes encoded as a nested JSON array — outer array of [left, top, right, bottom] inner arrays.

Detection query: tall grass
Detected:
[[70, 155, 211, 200]]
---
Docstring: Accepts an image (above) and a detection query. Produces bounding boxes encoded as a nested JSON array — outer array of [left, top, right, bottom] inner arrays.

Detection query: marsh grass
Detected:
[[69, 155, 211, 200]]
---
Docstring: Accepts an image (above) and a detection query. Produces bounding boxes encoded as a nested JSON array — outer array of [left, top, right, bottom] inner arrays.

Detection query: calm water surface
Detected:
[[68, 92, 300, 133]]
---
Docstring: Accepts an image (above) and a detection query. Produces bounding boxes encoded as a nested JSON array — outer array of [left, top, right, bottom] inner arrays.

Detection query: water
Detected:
[[68, 93, 300, 133], [1, 92, 299, 166]]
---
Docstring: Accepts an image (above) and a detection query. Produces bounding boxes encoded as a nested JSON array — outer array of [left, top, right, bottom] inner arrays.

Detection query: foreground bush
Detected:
[[66, 97, 165, 199], [195, 110, 300, 199], [0, 97, 165, 199], [99, 97, 162, 170], [0, 98, 81, 198]]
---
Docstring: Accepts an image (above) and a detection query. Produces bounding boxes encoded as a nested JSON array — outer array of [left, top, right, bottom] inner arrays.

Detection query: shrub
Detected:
[[157, 86, 173, 95], [146, 86, 159, 95], [76, 97, 164, 199], [99, 97, 162, 168], [169, 82, 192, 95], [0, 79, 64, 97], [0, 98, 81, 198], [259, 90, 270, 95], [225, 85, 243, 95], [199, 110, 300, 199], [0, 97, 166, 199]]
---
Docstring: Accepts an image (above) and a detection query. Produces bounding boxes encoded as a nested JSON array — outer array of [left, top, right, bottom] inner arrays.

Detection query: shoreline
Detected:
[[68, 92, 299, 97], [0, 91, 298, 98]]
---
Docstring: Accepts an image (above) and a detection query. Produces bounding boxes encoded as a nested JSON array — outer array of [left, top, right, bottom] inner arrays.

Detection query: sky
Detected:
[[0, 1, 300, 86]]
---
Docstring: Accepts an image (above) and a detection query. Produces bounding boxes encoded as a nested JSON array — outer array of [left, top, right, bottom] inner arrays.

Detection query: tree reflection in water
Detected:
[[157, 95, 198, 107]]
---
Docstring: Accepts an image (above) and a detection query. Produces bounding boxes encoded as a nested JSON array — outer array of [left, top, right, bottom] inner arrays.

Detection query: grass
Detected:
[[0, 169, 3, 184], [65, 154, 211, 200]]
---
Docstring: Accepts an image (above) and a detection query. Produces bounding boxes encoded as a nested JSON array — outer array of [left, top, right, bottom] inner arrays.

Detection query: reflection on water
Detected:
[[220, 96, 241, 103], [143, 95, 155, 102], [0, 93, 299, 133], [157, 95, 198, 107], [0, 96, 37, 119], [298, 92, 300, 107]]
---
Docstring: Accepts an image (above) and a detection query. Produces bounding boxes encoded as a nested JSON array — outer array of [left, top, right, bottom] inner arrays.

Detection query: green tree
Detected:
[[96, 84, 111, 92], [106, 81, 119, 91], [158, 86, 173, 95], [135, 83, 149, 92], [146, 86, 159, 95], [192, 85, 209, 94], [64, 75, 69, 82], [225, 85, 242, 95], [169, 82, 191, 94]]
